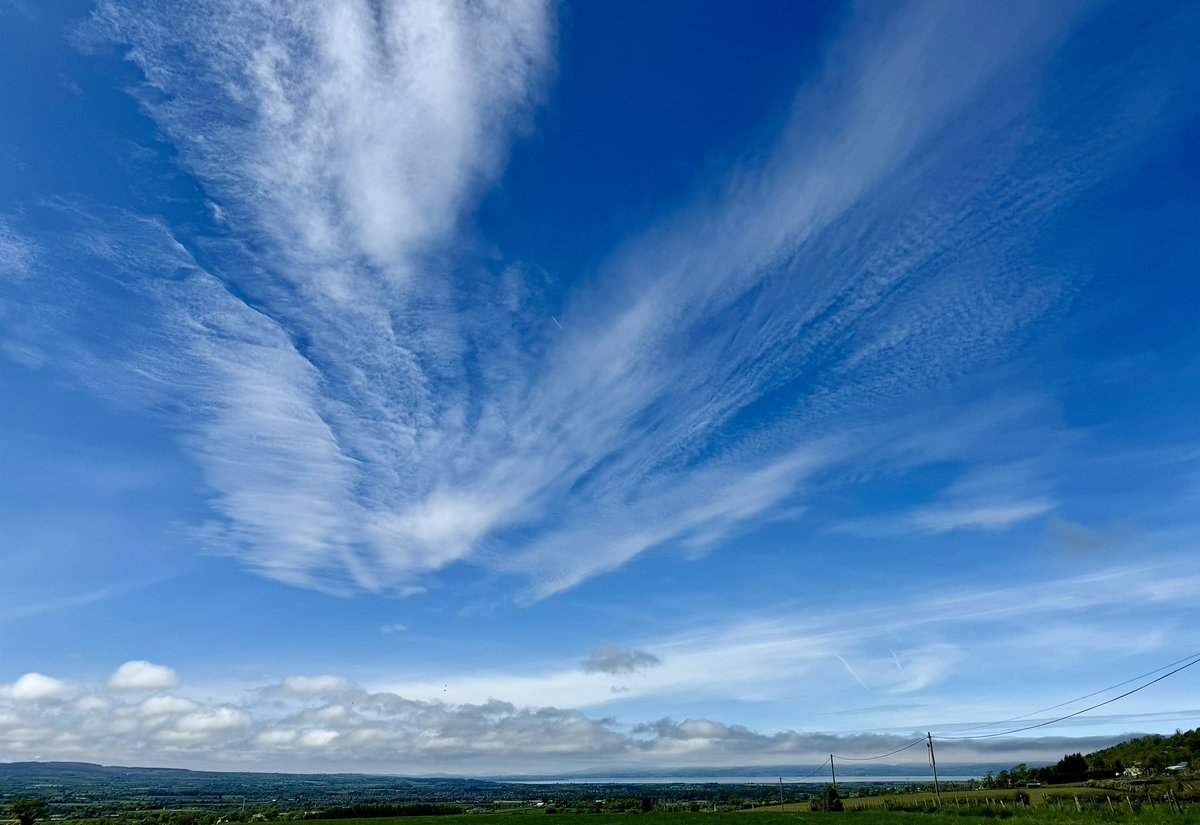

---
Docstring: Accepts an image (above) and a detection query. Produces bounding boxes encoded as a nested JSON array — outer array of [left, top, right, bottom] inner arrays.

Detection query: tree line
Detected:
[[983, 726, 1198, 789]]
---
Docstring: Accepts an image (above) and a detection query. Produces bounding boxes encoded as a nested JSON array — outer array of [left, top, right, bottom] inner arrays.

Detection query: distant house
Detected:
[[1166, 762, 1190, 773]]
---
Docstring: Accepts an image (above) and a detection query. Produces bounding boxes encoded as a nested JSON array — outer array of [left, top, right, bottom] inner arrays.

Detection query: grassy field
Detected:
[[839, 785, 1173, 809], [292, 805, 1200, 825]]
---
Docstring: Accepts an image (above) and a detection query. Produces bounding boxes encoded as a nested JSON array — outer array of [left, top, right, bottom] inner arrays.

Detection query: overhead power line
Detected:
[[831, 737, 926, 761], [935, 651, 1200, 741], [783, 649, 1200, 769], [785, 757, 831, 781], [933, 649, 1200, 738]]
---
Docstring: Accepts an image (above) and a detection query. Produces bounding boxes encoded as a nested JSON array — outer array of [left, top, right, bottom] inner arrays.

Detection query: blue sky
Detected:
[[1, 0, 1198, 774]]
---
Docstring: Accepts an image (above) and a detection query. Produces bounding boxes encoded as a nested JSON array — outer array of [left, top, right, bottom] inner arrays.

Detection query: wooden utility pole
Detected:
[[927, 733, 942, 806], [830, 754, 837, 789]]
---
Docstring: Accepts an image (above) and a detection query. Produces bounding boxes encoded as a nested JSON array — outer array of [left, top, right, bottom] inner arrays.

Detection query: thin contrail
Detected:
[[834, 653, 870, 692]]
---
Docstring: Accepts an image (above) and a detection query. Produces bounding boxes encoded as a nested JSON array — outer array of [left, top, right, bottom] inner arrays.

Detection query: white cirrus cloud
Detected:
[[910, 500, 1055, 534], [88, 0, 554, 280], [0, 217, 36, 280], [1, 0, 1186, 602]]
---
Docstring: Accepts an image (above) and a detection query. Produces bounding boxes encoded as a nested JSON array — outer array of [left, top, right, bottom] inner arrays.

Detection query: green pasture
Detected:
[[293, 804, 1200, 825], [838, 785, 1172, 809]]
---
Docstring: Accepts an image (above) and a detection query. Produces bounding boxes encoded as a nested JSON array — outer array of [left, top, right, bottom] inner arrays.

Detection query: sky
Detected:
[[0, 0, 1198, 776]]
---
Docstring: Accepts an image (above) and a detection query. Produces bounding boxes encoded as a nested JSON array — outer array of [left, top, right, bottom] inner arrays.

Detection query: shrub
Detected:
[[808, 785, 844, 812]]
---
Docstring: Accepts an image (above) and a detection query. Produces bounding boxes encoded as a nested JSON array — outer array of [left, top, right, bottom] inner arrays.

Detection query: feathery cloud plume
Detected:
[[3, 0, 1185, 600]]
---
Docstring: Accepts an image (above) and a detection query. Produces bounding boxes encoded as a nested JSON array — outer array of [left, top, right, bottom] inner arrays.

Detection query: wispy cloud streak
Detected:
[[3, 0, 1193, 598]]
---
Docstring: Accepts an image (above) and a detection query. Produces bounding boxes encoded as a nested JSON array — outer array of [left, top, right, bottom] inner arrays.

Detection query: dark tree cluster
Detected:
[[301, 804, 463, 819], [984, 727, 1199, 789], [808, 785, 843, 812], [11, 799, 47, 825]]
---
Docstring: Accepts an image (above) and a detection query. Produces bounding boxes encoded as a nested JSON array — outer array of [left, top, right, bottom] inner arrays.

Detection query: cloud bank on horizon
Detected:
[[1, 0, 1198, 771], [0, 651, 1191, 775]]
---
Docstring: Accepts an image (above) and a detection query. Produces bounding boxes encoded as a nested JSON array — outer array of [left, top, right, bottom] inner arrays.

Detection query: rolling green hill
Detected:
[[1086, 728, 1199, 775]]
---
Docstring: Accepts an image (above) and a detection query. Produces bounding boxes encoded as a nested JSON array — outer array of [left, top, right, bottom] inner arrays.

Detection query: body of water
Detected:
[[509, 774, 983, 785]]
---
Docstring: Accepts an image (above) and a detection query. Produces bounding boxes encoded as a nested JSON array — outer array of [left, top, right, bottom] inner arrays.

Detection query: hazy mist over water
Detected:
[[504, 774, 986, 785]]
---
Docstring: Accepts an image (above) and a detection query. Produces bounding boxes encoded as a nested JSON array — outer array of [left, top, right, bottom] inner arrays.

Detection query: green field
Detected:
[[834, 785, 1181, 810], [289, 805, 1200, 825]]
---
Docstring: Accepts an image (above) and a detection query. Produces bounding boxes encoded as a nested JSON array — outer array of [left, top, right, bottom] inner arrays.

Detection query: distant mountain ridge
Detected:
[[483, 763, 1005, 781], [0, 760, 1005, 785], [0, 761, 460, 780], [8, 729, 1193, 793]]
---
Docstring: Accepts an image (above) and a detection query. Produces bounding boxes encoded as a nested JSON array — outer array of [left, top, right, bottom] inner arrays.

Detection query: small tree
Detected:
[[809, 785, 843, 812], [11, 800, 47, 825]]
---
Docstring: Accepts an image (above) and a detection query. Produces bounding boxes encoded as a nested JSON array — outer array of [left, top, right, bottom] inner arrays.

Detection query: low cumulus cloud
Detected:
[[108, 661, 180, 692], [583, 645, 663, 675], [0, 665, 1145, 773], [0, 673, 72, 702], [273, 675, 355, 698]]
